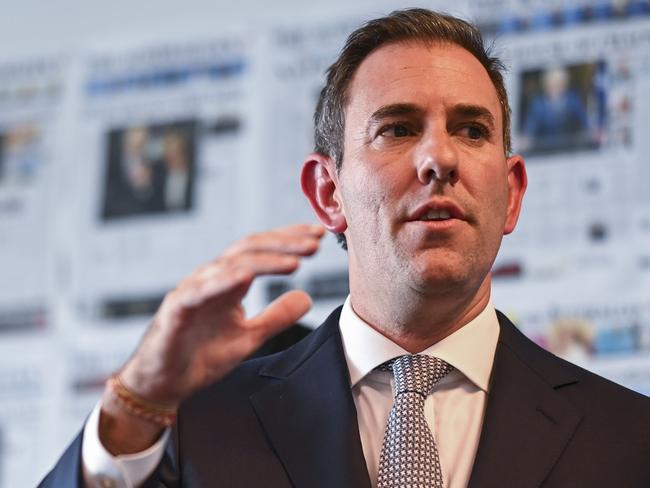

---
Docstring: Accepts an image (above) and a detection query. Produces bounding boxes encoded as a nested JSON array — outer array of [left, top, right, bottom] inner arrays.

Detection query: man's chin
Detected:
[[406, 264, 470, 295]]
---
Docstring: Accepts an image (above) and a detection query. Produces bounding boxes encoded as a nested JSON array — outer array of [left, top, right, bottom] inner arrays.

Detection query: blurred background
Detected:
[[1, 0, 649, 486]]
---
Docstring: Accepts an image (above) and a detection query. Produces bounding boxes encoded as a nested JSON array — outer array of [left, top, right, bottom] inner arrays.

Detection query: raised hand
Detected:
[[99, 224, 325, 454]]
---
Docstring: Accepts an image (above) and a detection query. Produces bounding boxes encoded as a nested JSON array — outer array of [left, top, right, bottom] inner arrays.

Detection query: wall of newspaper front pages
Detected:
[[0, 1, 649, 486]]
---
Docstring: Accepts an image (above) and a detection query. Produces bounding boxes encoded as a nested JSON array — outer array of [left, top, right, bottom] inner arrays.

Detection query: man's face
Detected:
[[336, 42, 526, 297]]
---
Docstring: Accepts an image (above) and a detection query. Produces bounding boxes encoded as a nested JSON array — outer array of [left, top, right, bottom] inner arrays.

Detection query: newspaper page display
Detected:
[[68, 33, 255, 331], [0, 56, 69, 487], [0, 57, 65, 333], [45, 32, 258, 483], [492, 19, 650, 393]]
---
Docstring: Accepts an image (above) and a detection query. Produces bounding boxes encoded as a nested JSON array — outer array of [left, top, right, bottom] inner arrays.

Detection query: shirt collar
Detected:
[[339, 295, 499, 393]]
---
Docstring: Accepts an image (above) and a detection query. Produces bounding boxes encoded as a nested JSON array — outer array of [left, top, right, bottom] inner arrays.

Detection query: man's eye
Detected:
[[460, 124, 488, 140], [380, 124, 412, 138]]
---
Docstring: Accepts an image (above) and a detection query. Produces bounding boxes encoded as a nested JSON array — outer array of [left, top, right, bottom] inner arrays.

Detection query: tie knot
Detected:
[[381, 354, 453, 397]]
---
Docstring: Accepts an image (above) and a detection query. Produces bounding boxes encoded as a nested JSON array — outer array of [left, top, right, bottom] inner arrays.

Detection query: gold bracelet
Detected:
[[107, 374, 177, 427]]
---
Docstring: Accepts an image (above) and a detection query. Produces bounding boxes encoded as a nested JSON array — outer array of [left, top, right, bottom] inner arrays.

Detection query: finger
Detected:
[[204, 253, 301, 281], [174, 251, 306, 311], [246, 290, 312, 338], [269, 223, 326, 238], [198, 290, 312, 370], [223, 234, 321, 257], [174, 267, 253, 309], [190, 253, 302, 307], [223, 226, 325, 257]]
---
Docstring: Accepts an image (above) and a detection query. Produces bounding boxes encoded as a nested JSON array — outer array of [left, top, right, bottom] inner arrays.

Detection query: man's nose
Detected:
[[415, 130, 459, 185]]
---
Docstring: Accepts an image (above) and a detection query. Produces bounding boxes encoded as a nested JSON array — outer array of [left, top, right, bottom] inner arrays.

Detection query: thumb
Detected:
[[247, 290, 312, 339]]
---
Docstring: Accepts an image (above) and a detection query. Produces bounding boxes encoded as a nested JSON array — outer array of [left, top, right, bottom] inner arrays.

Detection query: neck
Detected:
[[349, 276, 492, 353]]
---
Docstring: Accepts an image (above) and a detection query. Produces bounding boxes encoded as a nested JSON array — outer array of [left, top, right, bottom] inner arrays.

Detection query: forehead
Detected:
[[346, 41, 502, 126]]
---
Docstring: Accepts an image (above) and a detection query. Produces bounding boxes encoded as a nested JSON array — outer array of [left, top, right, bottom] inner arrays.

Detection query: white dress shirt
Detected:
[[339, 296, 500, 488], [82, 296, 500, 488]]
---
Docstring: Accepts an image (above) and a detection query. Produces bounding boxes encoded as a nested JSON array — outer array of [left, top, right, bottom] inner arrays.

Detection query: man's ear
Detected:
[[503, 154, 527, 235], [301, 153, 347, 233]]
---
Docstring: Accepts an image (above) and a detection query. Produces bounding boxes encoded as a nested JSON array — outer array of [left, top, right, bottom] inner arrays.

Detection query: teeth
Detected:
[[423, 209, 451, 220]]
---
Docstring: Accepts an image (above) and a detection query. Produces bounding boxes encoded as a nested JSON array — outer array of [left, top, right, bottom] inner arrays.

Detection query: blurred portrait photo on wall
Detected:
[[100, 120, 196, 220], [517, 62, 606, 156]]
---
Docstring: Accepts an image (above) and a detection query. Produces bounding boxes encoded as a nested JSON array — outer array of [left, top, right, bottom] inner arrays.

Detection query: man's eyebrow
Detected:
[[367, 103, 424, 127], [451, 104, 496, 129]]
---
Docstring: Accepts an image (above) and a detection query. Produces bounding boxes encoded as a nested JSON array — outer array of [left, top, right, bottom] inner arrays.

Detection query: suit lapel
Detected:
[[250, 308, 371, 488], [469, 312, 583, 487]]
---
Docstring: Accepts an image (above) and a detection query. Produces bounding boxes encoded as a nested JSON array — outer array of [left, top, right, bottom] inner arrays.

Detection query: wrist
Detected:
[[108, 374, 177, 426], [98, 377, 174, 455]]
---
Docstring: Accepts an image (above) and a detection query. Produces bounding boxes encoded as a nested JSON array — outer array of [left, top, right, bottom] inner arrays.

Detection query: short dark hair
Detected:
[[313, 8, 511, 250]]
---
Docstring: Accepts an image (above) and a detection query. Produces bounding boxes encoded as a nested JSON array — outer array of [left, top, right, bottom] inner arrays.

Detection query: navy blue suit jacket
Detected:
[[40, 308, 649, 487]]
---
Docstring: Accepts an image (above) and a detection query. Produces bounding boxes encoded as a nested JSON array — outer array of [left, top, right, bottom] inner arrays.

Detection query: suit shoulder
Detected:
[[554, 355, 648, 417], [497, 311, 648, 413]]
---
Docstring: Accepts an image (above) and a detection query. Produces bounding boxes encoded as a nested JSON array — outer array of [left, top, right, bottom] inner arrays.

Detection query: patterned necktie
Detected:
[[376, 354, 454, 488]]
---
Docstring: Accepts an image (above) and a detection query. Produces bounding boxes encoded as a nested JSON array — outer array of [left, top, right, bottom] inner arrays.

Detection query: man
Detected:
[[41, 8, 648, 488]]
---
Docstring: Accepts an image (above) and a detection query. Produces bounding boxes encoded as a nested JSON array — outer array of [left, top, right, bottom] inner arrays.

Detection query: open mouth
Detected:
[[409, 200, 466, 223], [420, 209, 452, 221]]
